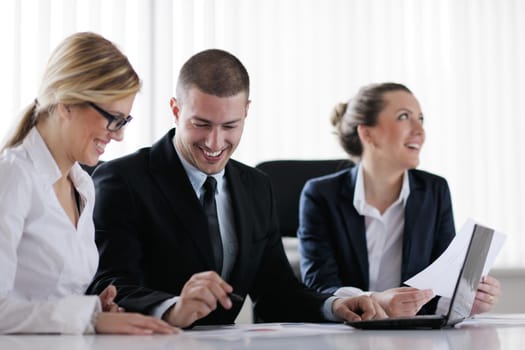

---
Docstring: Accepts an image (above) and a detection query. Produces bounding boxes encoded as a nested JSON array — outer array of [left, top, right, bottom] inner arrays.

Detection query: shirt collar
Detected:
[[399, 170, 410, 204], [172, 134, 225, 195], [23, 127, 62, 185], [23, 127, 93, 194], [353, 164, 410, 214]]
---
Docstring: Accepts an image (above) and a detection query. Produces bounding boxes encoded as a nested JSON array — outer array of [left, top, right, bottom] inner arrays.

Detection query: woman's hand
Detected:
[[98, 284, 123, 312], [95, 312, 180, 335], [370, 287, 434, 317], [470, 275, 501, 315]]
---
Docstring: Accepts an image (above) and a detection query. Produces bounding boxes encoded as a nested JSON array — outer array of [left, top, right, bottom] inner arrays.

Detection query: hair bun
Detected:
[[330, 102, 348, 127]]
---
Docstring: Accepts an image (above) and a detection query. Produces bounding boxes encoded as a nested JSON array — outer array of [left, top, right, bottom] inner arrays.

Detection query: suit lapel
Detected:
[[340, 167, 369, 287], [223, 163, 252, 286], [401, 170, 425, 281], [148, 129, 216, 270]]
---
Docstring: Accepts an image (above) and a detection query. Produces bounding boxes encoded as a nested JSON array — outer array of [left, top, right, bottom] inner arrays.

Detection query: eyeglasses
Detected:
[[88, 102, 133, 132]]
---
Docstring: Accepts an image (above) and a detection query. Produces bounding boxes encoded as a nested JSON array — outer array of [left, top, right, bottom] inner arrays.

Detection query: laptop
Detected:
[[346, 224, 494, 330]]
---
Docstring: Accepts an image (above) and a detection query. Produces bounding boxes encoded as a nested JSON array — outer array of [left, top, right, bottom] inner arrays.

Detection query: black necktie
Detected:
[[202, 176, 223, 273]]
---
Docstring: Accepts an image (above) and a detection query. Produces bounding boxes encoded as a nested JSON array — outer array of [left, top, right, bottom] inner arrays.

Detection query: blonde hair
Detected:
[[3, 32, 140, 150]]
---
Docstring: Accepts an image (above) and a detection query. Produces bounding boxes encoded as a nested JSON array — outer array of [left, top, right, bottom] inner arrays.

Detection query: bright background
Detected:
[[1, 0, 524, 268]]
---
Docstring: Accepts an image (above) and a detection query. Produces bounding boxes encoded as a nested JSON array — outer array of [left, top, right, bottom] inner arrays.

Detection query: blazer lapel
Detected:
[[340, 167, 369, 287], [401, 170, 425, 281], [148, 129, 216, 270], [223, 163, 252, 286]]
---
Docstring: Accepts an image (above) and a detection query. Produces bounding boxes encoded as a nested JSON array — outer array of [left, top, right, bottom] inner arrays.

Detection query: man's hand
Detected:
[[370, 287, 434, 317], [332, 295, 387, 322], [163, 271, 235, 328], [471, 275, 501, 315]]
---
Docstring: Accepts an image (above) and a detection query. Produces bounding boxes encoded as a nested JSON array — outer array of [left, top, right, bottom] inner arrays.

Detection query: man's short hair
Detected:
[[176, 49, 250, 102]]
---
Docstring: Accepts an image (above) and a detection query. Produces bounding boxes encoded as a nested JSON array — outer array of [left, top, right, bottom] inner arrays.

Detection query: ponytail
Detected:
[[2, 99, 40, 152]]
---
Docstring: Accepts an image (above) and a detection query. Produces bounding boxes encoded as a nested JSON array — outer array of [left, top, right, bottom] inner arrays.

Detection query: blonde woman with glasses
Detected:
[[0, 32, 178, 335]]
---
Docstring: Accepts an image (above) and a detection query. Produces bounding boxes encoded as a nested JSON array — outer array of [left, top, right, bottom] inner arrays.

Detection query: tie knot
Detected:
[[203, 176, 217, 194]]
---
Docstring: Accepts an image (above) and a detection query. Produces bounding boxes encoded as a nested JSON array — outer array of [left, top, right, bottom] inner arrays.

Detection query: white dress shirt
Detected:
[[0, 128, 101, 334], [335, 165, 410, 297]]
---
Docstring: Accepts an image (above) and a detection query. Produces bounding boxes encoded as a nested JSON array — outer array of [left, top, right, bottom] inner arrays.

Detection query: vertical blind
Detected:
[[1, 0, 523, 268]]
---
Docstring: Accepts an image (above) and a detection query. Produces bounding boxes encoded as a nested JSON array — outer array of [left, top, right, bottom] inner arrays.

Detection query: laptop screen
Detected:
[[446, 224, 494, 325]]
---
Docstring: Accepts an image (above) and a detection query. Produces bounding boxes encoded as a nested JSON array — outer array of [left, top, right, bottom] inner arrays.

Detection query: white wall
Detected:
[[491, 269, 525, 313]]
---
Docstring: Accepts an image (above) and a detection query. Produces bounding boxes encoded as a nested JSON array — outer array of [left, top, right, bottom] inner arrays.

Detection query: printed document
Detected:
[[405, 218, 506, 298]]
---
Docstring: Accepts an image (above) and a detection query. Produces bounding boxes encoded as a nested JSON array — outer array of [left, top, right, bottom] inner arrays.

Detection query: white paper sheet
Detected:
[[404, 218, 506, 298], [457, 313, 525, 327], [185, 323, 351, 340]]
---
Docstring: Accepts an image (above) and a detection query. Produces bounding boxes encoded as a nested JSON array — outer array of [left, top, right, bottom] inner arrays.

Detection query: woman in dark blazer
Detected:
[[298, 82, 500, 317]]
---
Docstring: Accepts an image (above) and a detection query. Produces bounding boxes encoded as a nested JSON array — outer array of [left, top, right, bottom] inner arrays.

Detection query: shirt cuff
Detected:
[[321, 296, 340, 321], [51, 295, 100, 334], [334, 286, 371, 298], [152, 296, 180, 319]]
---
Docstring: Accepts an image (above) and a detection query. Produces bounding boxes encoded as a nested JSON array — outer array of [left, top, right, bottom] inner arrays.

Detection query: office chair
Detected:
[[255, 159, 354, 278], [255, 159, 354, 237]]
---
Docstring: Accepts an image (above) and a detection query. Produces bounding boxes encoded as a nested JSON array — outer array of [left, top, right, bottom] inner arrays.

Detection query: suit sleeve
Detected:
[[297, 180, 344, 294], [249, 176, 330, 322], [88, 162, 174, 314], [432, 178, 456, 259]]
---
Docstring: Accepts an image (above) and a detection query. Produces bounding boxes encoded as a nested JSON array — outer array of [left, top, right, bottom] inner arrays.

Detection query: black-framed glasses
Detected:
[[88, 102, 133, 132]]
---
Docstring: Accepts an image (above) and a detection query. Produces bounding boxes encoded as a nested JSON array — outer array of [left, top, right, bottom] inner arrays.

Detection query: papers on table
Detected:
[[185, 323, 351, 340], [458, 313, 525, 327], [405, 218, 506, 298]]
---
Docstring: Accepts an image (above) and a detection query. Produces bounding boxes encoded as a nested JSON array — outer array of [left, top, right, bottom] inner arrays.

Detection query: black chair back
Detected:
[[255, 159, 353, 237]]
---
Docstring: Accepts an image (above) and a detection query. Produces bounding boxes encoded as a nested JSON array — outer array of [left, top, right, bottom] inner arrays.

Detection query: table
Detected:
[[0, 321, 521, 350]]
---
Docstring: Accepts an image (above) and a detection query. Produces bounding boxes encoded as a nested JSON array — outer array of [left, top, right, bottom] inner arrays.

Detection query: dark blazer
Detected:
[[298, 165, 455, 314], [88, 129, 329, 326]]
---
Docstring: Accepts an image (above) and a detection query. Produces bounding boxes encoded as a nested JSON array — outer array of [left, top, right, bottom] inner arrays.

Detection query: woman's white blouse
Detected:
[[0, 128, 101, 334]]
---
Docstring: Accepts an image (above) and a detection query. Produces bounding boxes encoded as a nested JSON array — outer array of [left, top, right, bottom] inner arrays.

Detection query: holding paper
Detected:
[[347, 222, 504, 329], [405, 218, 506, 298]]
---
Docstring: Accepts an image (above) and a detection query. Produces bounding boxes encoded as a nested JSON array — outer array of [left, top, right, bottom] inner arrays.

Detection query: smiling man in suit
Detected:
[[88, 49, 386, 328]]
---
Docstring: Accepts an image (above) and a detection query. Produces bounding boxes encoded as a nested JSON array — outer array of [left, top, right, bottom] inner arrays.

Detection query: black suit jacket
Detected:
[[298, 166, 455, 314], [88, 129, 329, 325]]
